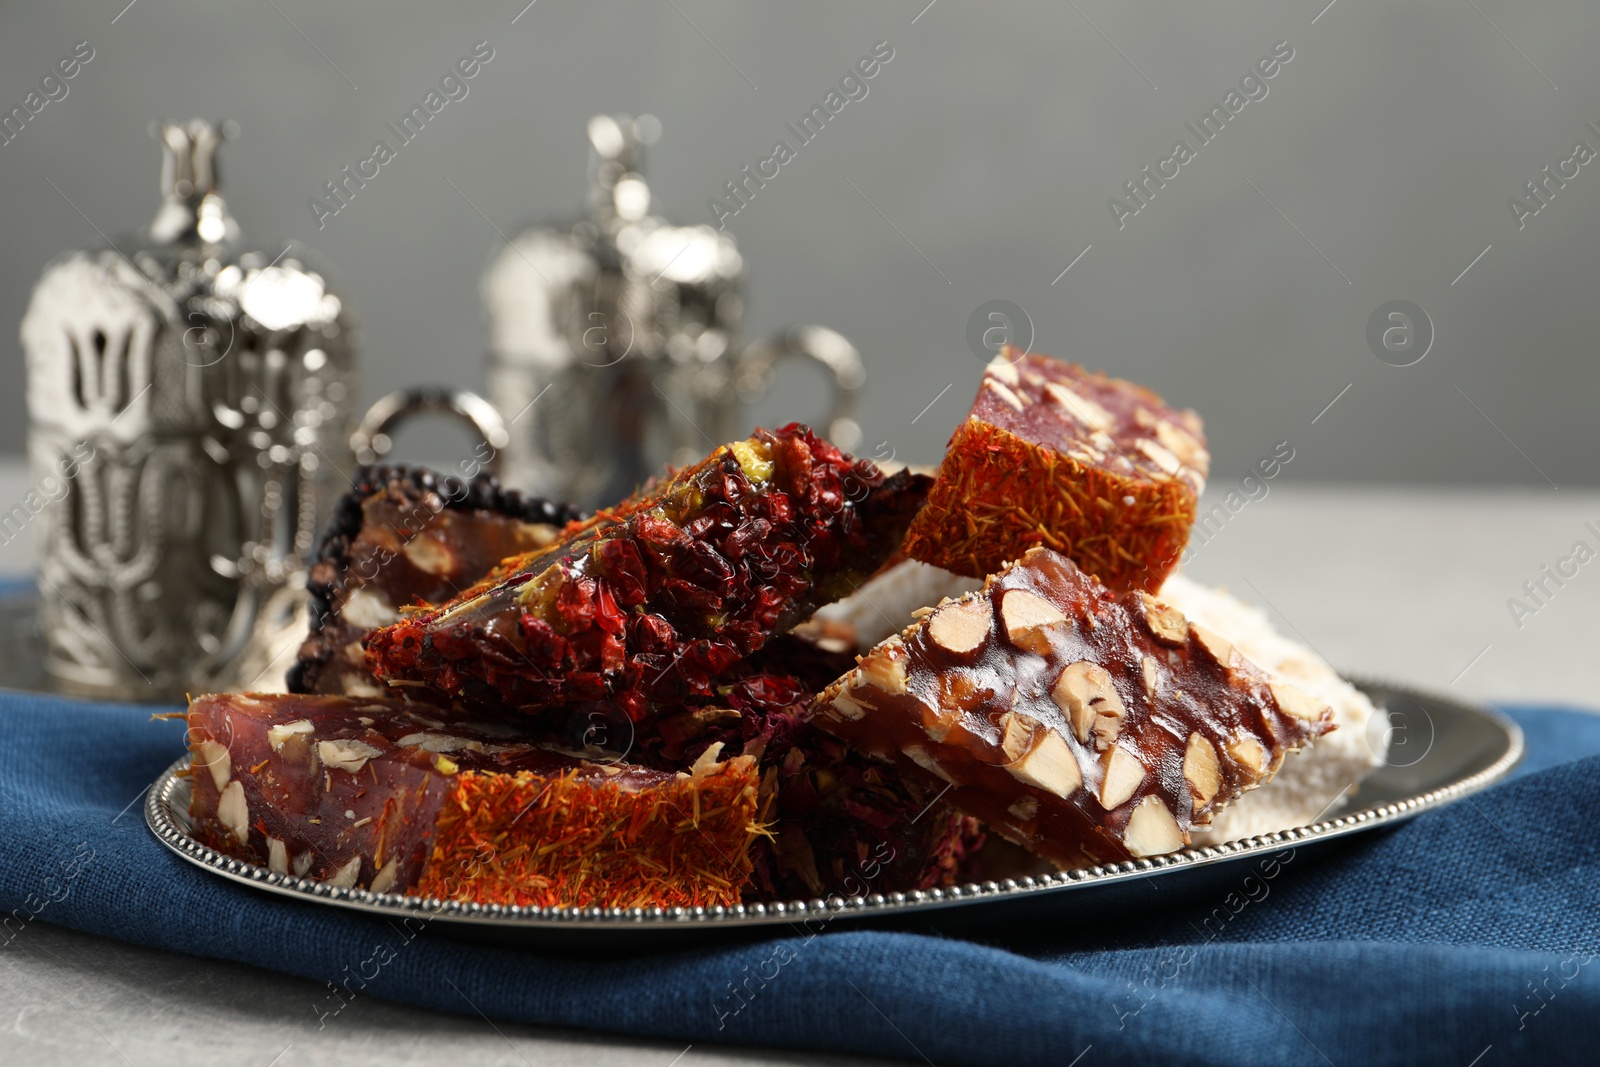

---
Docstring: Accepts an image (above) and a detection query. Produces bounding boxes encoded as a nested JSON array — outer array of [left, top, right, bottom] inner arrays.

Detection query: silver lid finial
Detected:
[[149, 119, 240, 245]]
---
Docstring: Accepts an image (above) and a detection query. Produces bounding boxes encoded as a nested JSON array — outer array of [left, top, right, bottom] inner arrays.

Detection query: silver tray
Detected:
[[145, 676, 1523, 949]]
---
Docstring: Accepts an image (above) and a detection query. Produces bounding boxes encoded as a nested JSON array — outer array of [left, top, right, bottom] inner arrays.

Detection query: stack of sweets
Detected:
[[179, 348, 1359, 911], [192, 427, 974, 909]]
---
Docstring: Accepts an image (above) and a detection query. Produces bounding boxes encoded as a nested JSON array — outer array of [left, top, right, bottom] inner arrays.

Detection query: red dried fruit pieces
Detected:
[[601, 635, 986, 901], [902, 349, 1208, 593], [752, 723, 985, 901], [813, 547, 1333, 869], [186, 691, 761, 909], [363, 424, 929, 720]]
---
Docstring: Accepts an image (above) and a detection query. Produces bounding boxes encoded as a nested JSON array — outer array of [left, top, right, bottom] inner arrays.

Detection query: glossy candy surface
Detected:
[[815, 548, 1333, 867], [290, 466, 584, 698], [365, 425, 929, 720]]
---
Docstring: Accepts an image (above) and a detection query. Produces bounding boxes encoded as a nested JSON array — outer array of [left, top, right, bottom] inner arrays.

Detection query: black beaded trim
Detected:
[[286, 465, 584, 693]]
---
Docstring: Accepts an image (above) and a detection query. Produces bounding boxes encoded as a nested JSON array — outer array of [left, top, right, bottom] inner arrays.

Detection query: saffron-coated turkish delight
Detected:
[[902, 350, 1207, 592], [186, 692, 762, 909]]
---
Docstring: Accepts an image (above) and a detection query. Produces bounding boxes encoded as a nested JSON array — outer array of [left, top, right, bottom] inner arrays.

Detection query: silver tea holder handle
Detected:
[[734, 326, 865, 452], [351, 386, 509, 473], [353, 327, 865, 495]]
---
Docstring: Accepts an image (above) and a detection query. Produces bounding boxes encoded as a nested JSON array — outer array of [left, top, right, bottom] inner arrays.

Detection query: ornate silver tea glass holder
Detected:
[[20, 120, 358, 700]]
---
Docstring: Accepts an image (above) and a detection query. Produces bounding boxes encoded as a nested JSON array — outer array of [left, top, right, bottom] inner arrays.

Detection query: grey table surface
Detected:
[[3, 475, 1597, 1066]]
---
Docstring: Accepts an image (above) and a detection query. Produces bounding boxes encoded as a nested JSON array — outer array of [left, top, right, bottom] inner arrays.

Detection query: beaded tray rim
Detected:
[[145, 676, 1523, 931]]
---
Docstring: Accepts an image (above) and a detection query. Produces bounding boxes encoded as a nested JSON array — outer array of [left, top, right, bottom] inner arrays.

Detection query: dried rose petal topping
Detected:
[[290, 465, 584, 699], [363, 424, 929, 719], [902, 349, 1208, 593], [186, 691, 761, 910], [813, 547, 1333, 868]]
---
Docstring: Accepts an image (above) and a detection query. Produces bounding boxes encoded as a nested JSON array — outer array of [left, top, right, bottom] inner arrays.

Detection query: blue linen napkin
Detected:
[[1, 690, 1597, 1067]]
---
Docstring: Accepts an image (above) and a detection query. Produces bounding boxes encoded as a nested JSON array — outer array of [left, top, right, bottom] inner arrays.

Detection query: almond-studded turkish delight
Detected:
[[186, 692, 762, 909], [813, 547, 1332, 867]]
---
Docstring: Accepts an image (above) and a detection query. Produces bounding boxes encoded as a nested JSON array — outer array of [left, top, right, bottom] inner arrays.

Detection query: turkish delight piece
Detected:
[[608, 640, 985, 901], [186, 692, 762, 909], [812, 547, 1333, 868], [363, 424, 930, 719], [1156, 573, 1386, 843], [289, 466, 584, 698], [752, 719, 984, 901], [902, 349, 1208, 593]]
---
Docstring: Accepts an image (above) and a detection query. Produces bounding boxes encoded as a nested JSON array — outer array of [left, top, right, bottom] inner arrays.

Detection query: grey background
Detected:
[[0, 0, 1595, 485]]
